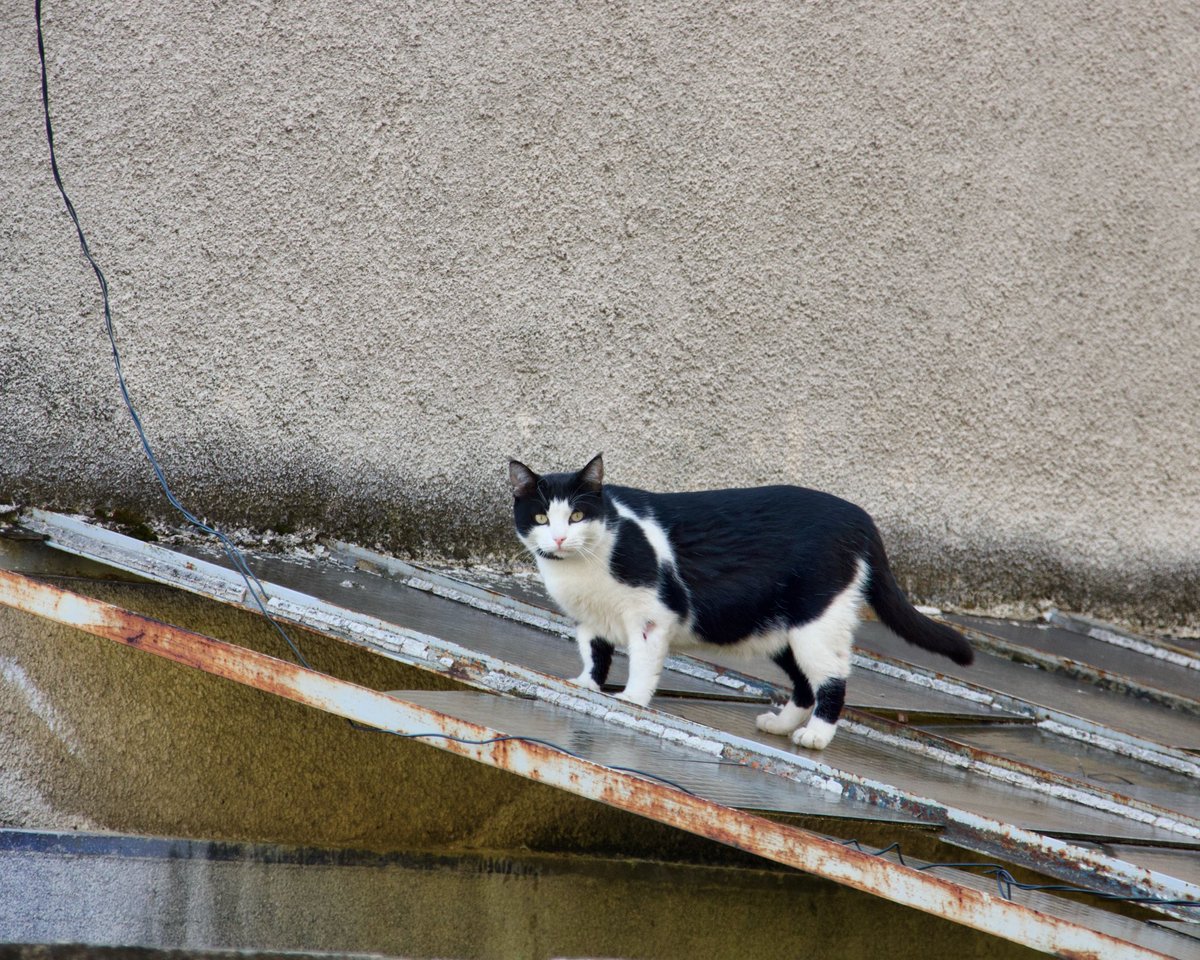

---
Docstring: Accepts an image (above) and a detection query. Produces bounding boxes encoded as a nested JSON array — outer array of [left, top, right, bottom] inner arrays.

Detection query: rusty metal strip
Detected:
[[15, 510, 1200, 917], [0, 568, 1194, 960]]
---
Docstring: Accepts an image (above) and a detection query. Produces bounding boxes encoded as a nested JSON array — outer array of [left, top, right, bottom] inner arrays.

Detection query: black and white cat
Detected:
[[508, 454, 973, 750]]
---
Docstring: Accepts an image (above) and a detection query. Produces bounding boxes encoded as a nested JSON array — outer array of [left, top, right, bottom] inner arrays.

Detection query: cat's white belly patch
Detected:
[[723, 628, 793, 657], [662, 625, 787, 655]]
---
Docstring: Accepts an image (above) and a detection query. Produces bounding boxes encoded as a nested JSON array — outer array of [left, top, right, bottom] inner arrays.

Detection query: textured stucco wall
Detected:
[[3, 2, 1198, 626]]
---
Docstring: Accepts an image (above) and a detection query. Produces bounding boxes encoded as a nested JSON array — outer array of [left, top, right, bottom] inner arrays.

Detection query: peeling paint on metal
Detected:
[[13, 568, 1189, 959], [956, 622, 1200, 718], [841, 718, 1200, 841], [855, 648, 1198, 778], [853, 654, 1002, 707], [1036, 720, 1200, 780], [1047, 610, 1200, 673], [1081, 624, 1200, 671]]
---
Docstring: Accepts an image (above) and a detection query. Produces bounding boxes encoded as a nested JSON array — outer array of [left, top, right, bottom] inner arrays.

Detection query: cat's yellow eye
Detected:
[[569, 510, 585, 523], [534, 513, 549, 525]]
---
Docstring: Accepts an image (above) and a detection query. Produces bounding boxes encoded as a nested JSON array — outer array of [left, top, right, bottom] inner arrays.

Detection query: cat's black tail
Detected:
[[863, 526, 974, 666]]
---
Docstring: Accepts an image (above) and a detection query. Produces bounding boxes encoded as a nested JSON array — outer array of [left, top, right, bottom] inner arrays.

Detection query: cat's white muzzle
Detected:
[[541, 531, 580, 558]]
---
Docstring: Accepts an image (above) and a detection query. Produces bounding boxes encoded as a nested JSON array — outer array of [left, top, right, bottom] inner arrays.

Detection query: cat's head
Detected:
[[508, 454, 607, 561]]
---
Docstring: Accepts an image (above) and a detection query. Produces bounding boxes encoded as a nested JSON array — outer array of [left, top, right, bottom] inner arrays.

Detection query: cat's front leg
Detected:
[[615, 620, 668, 707], [572, 626, 614, 692]]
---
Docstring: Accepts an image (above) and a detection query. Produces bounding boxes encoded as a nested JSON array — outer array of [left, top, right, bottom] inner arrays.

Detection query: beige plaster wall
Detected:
[[3, 2, 1198, 626]]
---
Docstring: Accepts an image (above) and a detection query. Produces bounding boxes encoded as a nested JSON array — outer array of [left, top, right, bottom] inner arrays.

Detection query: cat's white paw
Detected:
[[572, 673, 601, 692], [615, 689, 652, 707], [756, 711, 798, 736], [791, 718, 838, 750], [755, 702, 810, 737]]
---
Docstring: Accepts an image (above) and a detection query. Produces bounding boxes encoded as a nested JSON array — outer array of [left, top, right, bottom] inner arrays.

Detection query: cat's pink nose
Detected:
[[554, 536, 566, 549]]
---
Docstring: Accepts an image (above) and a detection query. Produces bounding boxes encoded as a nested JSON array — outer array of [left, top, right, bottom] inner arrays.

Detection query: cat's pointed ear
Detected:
[[508, 460, 539, 498], [577, 453, 604, 493]]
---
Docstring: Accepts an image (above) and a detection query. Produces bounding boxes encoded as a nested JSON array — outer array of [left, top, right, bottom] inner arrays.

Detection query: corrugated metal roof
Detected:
[[859, 617, 1200, 753], [4, 509, 1199, 958]]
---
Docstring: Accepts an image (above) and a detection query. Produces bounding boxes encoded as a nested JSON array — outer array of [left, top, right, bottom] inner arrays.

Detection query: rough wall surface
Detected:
[[3, 2, 1198, 625]]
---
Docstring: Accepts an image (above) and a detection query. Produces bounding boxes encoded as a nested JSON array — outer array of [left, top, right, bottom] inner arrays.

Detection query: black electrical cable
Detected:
[[836, 838, 1199, 909], [37, 0, 317, 671]]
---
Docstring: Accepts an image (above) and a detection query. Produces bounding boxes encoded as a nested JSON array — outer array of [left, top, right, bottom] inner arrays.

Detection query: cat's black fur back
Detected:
[[606, 483, 872, 646]]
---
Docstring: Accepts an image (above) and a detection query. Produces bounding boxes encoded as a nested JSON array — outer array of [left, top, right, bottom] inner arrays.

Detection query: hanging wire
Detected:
[[36, 0, 314, 669], [33, 1, 703, 798], [835, 838, 1199, 908]]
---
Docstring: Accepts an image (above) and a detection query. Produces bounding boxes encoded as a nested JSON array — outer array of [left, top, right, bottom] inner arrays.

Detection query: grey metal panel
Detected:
[[856, 620, 1200, 751], [1048, 610, 1200, 669], [844, 668, 1020, 719], [407, 561, 1199, 740], [382, 557, 1199, 765], [0, 538, 146, 581], [1155, 923, 1200, 947], [916, 723, 1200, 821], [949, 615, 1200, 705], [692, 645, 1023, 720], [388, 558, 1022, 720], [402, 562, 558, 611], [17, 514, 1199, 929], [389, 690, 923, 822], [664, 699, 1200, 848], [178, 545, 759, 702], [165, 541, 1200, 841]]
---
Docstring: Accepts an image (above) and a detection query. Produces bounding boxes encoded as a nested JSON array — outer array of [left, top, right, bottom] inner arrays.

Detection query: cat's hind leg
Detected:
[[782, 561, 868, 748], [795, 676, 847, 750], [756, 647, 814, 736], [572, 626, 614, 692], [785, 574, 862, 750]]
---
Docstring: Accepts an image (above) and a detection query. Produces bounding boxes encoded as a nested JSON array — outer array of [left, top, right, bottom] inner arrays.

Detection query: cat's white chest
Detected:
[[537, 556, 658, 645]]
